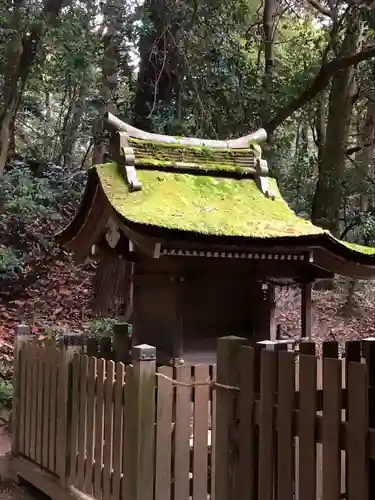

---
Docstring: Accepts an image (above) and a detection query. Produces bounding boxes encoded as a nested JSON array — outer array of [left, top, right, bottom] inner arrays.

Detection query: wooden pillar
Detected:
[[301, 281, 312, 339], [215, 336, 247, 500], [123, 344, 156, 500], [268, 284, 276, 340], [172, 275, 184, 363]]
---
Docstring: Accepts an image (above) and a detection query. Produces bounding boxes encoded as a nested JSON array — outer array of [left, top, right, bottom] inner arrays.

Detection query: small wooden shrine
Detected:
[[57, 112, 375, 364]]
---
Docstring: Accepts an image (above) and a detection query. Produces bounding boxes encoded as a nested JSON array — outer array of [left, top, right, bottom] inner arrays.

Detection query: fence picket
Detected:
[[36, 345, 45, 464], [347, 361, 368, 500], [344, 341, 361, 499], [322, 357, 341, 500], [30, 344, 39, 461], [298, 352, 317, 500], [277, 350, 295, 500], [48, 348, 58, 473], [155, 366, 173, 500], [192, 365, 210, 500], [69, 354, 81, 484], [94, 358, 106, 499], [84, 356, 97, 495], [77, 355, 89, 491], [238, 346, 255, 500], [112, 362, 125, 500], [42, 346, 51, 468], [103, 360, 115, 500], [258, 349, 277, 500], [122, 364, 133, 500], [173, 365, 191, 500]]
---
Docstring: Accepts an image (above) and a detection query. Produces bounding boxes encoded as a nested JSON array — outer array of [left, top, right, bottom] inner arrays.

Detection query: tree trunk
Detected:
[[92, 1, 121, 165], [132, 0, 187, 133], [58, 77, 88, 168], [311, 15, 362, 235], [356, 97, 375, 212], [262, 0, 277, 124], [314, 94, 326, 169], [0, 0, 71, 177]]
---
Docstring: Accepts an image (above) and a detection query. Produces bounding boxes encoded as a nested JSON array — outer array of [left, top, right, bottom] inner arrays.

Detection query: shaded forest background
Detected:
[[2, 0, 375, 385]]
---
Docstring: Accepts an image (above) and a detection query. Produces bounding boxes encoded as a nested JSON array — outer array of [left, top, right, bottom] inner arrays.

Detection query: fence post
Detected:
[[113, 322, 132, 363], [123, 344, 156, 500], [362, 337, 375, 500], [214, 335, 247, 500], [57, 334, 82, 488], [11, 324, 32, 455]]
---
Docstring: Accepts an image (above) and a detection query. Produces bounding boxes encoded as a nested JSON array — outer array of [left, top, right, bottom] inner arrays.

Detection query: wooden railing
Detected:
[[214, 337, 374, 500], [12, 329, 215, 500]]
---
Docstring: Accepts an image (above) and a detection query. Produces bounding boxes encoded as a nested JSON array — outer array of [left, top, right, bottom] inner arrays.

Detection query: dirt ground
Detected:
[[0, 483, 42, 500], [0, 428, 48, 500]]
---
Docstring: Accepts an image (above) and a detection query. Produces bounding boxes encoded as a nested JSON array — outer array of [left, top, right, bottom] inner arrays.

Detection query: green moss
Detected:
[[339, 241, 375, 256], [129, 137, 257, 172], [135, 156, 248, 173], [128, 137, 256, 154], [92, 163, 375, 257], [95, 163, 327, 238]]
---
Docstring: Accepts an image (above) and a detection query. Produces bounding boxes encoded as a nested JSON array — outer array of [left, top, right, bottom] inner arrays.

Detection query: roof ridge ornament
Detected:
[[118, 131, 142, 192], [104, 112, 267, 149], [109, 129, 142, 192], [255, 157, 274, 200], [104, 112, 274, 198]]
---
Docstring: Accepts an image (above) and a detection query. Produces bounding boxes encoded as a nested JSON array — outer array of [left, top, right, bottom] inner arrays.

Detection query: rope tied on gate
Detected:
[[155, 371, 240, 391]]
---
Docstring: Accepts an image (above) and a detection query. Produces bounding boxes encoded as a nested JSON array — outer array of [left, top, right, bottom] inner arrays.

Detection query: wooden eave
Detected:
[[311, 248, 375, 280]]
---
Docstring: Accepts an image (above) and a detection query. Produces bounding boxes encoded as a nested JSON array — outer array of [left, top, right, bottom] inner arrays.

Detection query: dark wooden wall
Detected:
[[131, 257, 273, 359]]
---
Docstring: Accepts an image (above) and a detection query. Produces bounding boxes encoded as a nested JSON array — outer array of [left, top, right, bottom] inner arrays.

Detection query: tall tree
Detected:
[[0, 0, 72, 176], [92, 0, 124, 165], [132, 0, 188, 133], [312, 7, 363, 234]]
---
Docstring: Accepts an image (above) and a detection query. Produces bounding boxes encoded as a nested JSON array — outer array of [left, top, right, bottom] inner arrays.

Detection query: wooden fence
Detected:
[[10, 327, 375, 500], [12, 329, 216, 500], [214, 336, 375, 500]]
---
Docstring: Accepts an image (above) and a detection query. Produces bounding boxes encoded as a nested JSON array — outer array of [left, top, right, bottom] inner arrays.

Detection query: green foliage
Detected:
[[2, 163, 84, 232], [1, 162, 85, 281], [86, 318, 116, 337], [0, 246, 23, 280], [0, 380, 13, 410], [1, 0, 375, 290]]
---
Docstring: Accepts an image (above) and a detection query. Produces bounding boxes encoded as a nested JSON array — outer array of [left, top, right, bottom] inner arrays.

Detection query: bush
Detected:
[[86, 318, 116, 337], [0, 381, 12, 410], [1, 160, 85, 282], [0, 246, 24, 280]]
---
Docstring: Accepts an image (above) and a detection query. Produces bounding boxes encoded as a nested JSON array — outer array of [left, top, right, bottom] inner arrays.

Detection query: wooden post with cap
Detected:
[[123, 343, 156, 500], [214, 335, 247, 500]]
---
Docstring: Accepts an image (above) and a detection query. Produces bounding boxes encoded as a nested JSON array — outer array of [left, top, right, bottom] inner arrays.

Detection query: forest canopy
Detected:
[[2, 0, 375, 315]]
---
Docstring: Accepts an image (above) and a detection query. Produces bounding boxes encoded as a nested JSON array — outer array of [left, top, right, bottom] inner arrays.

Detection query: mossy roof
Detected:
[[94, 163, 375, 259], [127, 137, 259, 173]]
